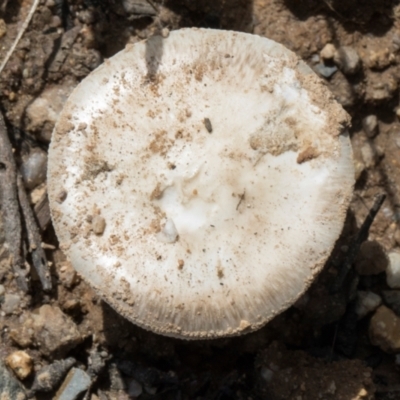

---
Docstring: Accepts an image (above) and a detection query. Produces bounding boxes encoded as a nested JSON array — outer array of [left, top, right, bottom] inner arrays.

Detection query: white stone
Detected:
[[355, 291, 382, 319], [386, 251, 400, 288], [320, 44, 336, 60]]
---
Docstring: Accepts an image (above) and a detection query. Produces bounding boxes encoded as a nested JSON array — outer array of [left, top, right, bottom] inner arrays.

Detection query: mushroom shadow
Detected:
[[283, 0, 398, 36], [144, 0, 254, 81], [145, 34, 164, 80], [163, 0, 254, 31]]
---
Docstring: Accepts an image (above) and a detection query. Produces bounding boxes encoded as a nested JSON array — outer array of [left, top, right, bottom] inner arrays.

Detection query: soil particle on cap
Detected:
[[203, 117, 212, 133], [297, 146, 319, 164], [92, 215, 106, 235], [56, 190, 68, 203]]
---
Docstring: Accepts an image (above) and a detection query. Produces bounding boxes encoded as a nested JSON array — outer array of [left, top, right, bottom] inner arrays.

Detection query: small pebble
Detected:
[[395, 107, 400, 120], [30, 305, 82, 357], [369, 305, 400, 352], [314, 63, 337, 79], [2, 293, 21, 315], [58, 262, 78, 289], [325, 380, 336, 395], [386, 251, 400, 288], [260, 367, 274, 382], [6, 351, 33, 380], [354, 160, 365, 181], [320, 43, 336, 60], [329, 71, 355, 107], [334, 46, 361, 75], [54, 368, 91, 400], [382, 290, 400, 316], [161, 27, 170, 38], [362, 115, 379, 138], [360, 143, 376, 168], [394, 228, 400, 246], [92, 216, 106, 235], [144, 386, 157, 395], [0, 284, 5, 298], [355, 291, 382, 319], [108, 363, 127, 391], [354, 240, 388, 275], [310, 54, 320, 64], [30, 357, 76, 394], [122, 0, 157, 15], [21, 148, 48, 190], [25, 82, 76, 142], [128, 379, 143, 397]]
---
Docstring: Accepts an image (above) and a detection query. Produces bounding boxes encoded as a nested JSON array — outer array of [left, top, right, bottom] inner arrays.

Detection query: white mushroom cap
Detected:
[[48, 28, 354, 339]]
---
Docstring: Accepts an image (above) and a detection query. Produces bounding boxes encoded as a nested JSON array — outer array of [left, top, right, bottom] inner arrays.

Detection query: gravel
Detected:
[[2, 293, 21, 315], [334, 46, 361, 75], [314, 63, 337, 79], [5, 351, 33, 380], [20, 148, 48, 190], [355, 291, 382, 319], [354, 240, 389, 275], [369, 305, 400, 352], [29, 305, 82, 358], [54, 368, 91, 400], [362, 115, 379, 138], [382, 290, 400, 316]]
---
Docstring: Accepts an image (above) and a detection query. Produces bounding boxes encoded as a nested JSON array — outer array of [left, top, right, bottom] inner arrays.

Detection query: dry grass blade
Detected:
[[17, 174, 52, 291], [0, 111, 29, 291], [0, 0, 40, 75]]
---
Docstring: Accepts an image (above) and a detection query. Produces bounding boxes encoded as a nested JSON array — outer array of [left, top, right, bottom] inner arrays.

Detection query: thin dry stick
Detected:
[[331, 193, 386, 293], [0, 0, 40, 75], [0, 112, 29, 291], [17, 174, 52, 291], [145, 0, 159, 13]]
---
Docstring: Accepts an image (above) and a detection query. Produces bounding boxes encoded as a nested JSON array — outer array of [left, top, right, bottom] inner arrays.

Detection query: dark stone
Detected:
[[314, 63, 337, 79], [0, 360, 27, 400]]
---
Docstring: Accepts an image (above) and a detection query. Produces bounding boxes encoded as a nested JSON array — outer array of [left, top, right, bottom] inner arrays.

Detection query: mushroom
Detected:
[[47, 29, 354, 339]]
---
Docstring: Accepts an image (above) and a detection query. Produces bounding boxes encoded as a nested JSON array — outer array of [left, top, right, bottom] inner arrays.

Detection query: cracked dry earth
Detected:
[[1, 0, 400, 399]]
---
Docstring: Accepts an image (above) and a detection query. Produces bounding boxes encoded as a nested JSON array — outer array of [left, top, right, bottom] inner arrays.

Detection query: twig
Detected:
[[17, 175, 52, 291], [34, 191, 51, 231], [145, 0, 159, 13], [0, 111, 29, 291], [331, 194, 386, 293], [236, 189, 246, 210], [0, 0, 40, 76]]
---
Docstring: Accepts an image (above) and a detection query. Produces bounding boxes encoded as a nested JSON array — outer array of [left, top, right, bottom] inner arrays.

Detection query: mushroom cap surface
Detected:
[[48, 28, 354, 339]]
